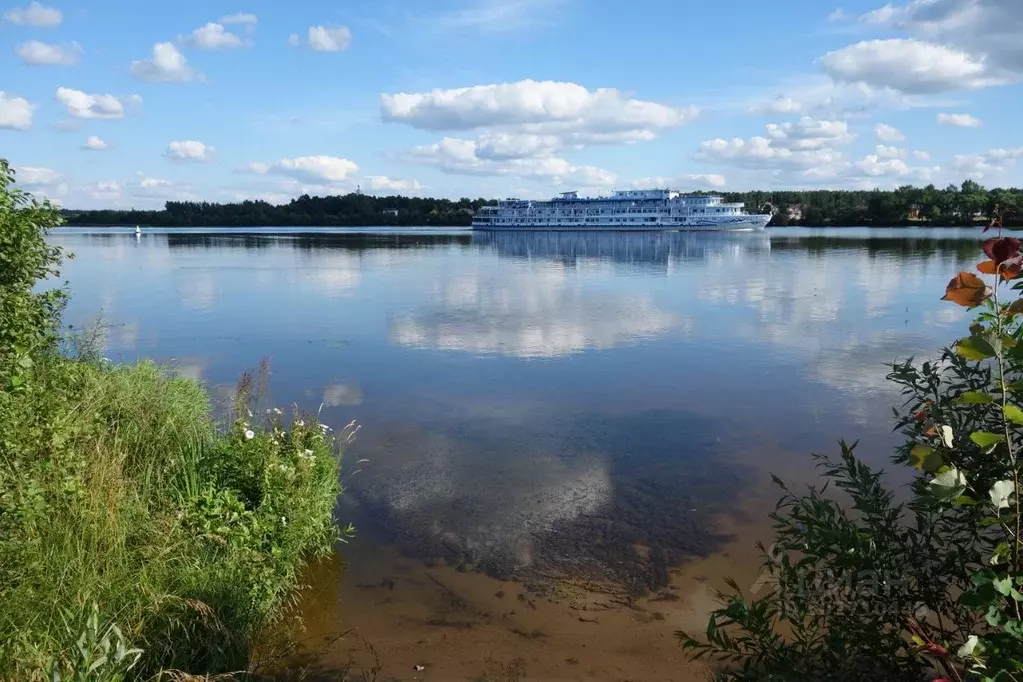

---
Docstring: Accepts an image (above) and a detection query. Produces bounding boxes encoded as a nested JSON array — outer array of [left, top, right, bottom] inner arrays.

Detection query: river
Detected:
[[51, 226, 983, 680]]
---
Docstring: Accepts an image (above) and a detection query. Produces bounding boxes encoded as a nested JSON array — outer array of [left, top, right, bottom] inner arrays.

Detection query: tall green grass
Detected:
[[0, 355, 353, 679], [0, 158, 353, 680]]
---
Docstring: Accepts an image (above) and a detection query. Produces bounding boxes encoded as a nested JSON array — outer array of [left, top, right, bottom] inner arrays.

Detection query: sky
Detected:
[[0, 0, 1021, 209]]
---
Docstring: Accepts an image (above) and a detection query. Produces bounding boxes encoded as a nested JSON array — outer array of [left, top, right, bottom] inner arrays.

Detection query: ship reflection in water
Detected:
[[473, 228, 771, 271]]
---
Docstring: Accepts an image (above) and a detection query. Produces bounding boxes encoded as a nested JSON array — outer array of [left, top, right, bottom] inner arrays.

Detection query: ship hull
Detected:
[[472, 215, 771, 232]]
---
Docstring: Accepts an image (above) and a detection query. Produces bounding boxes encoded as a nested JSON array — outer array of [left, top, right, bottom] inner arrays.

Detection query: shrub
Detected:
[[679, 232, 1023, 681], [0, 158, 355, 678]]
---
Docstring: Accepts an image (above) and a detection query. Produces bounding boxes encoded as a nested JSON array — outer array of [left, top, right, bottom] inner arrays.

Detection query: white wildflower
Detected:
[[296, 419, 305, 427], [273, 407, 283, 415], [244, 429, 254, 440], [280, 516, 287, 526]]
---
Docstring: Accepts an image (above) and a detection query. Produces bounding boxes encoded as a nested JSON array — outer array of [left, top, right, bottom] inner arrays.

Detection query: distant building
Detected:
[[786, 205, 804, 221], [382, 209, 399, 216]]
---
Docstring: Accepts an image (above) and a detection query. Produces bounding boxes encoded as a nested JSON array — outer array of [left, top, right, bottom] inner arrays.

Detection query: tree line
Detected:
[[63, 193, 496, 227], [723, 180, 1023, 227], [60, 180, 1023, 227]]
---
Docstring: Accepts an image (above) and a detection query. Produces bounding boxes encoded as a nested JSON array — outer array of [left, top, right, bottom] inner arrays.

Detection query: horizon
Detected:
[[2, 0, 1020, 210]]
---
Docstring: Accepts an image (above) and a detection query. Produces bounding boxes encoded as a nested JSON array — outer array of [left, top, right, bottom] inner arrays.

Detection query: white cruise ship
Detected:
[[472, 189, 771, 232]]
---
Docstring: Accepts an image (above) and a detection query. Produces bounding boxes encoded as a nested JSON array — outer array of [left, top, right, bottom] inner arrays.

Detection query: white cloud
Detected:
[[184, 22, 245, 49], [364, 176, 423, 193], [0, 91, 34, 130], [294, 25, 352, 52], [130, 43, 202, 83], [821, 38, 1002, 93], [830, 1, 1023, 93], [16, 40, 81, 66], [55, 88, 138, 120], [875, 144, 906, 159], [245, 156, 359, 183], [166, 140, 215, 161], [220, 12, 257, 24], [875, 122, 905, 141], [828, 8, 852, 22], [748, 96, 803, 115], [85, 180, 122, 200], [937, 112, 982, 127], [950, 147, 1023, 180], [764, 117, 855, 149], [697, 136, 844, 170], [83, 135, 108, 151], [408, 137, 616, 187], [912, 150, 931, 161], [4, 1, 60, 27], [382, 80, 698, 138], [16, 166, 61, 186]]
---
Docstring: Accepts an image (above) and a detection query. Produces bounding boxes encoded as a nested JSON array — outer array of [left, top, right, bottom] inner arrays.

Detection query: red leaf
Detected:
[[942, 272, 992, 307], [978, 260, 998, 274], [983, 237, 1021, 265]]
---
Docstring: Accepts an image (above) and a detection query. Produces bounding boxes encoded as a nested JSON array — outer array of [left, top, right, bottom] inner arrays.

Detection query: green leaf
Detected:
[[910, 445, 944, 473], [994, 575, 1013, 596], [990, 480, 1015, 510], [930, 467, 968, 501], [971, 431, 1005, 452], [959, 391, 994, 404], [1005, 404, 1023, 425], [957, 335, 997, 360]]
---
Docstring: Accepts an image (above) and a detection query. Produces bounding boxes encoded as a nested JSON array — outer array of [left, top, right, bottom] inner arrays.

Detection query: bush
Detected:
[[679, 234, 1023, 681], [0, 159, 355, 678]]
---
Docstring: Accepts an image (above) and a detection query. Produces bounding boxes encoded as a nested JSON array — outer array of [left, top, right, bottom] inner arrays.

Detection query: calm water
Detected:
[[51, 227, 982, 591]]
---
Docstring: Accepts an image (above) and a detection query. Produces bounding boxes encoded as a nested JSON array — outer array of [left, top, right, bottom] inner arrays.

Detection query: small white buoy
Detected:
[[134, 225, 141, 235]]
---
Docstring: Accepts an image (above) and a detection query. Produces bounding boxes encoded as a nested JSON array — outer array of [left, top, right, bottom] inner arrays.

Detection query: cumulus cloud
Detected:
[[748, 96, 803, 115], [184, 22, 246, 49], [130, 43, 202, 83], [16, 40, 81, 66], [875, 122, 905, 141], [166, 140, 215, 161], [382, 80, 698, 136], [245, 156, 359, 183], [85, 180, 122, 201], [874, 144, 906, 159], [55, 88, 139, 120], [950, 147, 1023, 180], [4, 1, 60, 27], [364, 176, 423, 193], [14, 165, 67, 200], [289, 25, 352, 51], [0, 91, 34, 130], [220, 12, 257, 24], [824, 1, 1023, 93], [912, 149, 931, 161], [937, 112, 982, 127], [821, 39, 1001, 93], [82, 135, 108, 151], [765, 117, 855, 149], [409, 137, 616, 187]]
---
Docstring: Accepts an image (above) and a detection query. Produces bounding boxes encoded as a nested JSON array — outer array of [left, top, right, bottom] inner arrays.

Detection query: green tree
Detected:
[[0, 160, 68, 389]]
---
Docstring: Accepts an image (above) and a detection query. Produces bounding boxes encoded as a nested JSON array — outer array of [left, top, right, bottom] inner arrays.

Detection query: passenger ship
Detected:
[[472, 189, 771, 232]]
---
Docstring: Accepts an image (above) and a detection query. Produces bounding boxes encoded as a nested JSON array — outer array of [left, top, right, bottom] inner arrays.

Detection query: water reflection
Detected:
[[49, 227, 987, 592]]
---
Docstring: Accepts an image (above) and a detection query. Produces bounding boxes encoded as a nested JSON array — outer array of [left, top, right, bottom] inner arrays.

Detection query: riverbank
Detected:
[[0, 161, 351, 679]]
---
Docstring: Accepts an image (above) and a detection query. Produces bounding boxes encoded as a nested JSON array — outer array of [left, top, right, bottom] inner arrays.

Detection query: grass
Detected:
[[0, 354, 353, 679]]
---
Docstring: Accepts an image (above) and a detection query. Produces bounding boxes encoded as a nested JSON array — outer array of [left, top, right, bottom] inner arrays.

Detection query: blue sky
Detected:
[[1, 0, 1020, 208]]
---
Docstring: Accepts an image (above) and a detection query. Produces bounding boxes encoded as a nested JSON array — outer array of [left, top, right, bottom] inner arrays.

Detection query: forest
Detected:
[[60, 180, 1023, 228]]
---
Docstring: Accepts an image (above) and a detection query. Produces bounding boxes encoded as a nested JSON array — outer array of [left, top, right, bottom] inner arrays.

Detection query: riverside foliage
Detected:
[[0, 159, 354, 679], [679, 229, 1023, 680]]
